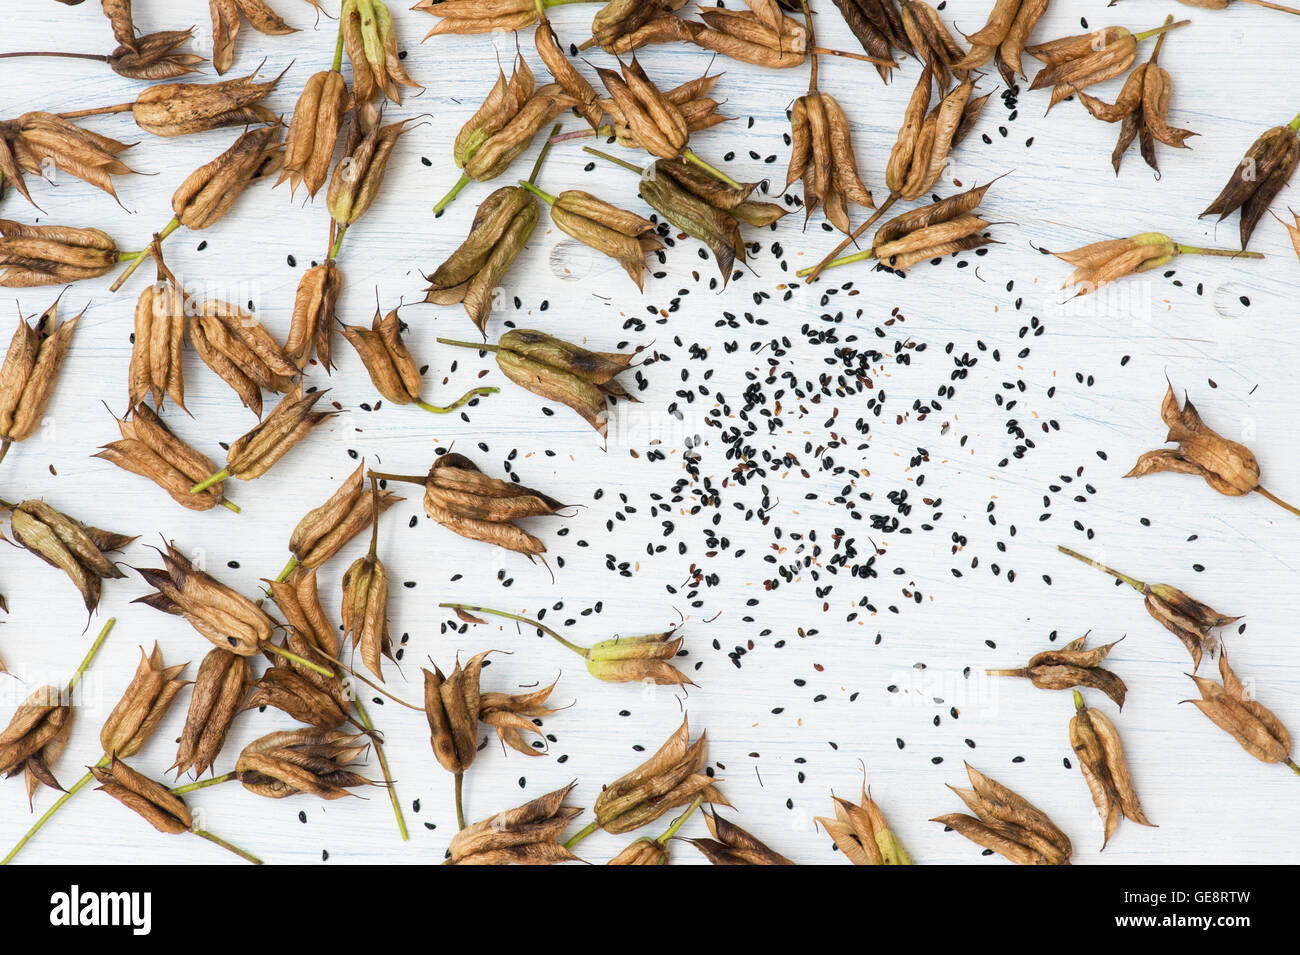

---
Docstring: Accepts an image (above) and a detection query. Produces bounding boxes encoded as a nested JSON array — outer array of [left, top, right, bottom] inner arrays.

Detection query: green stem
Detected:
[[331, 15, 346, 73], [1256, 486, 1300, 518], [170, 771, 236, 795], [656, 794, 705, 844], [276, 556, 299, 583], [454, 771, 466, 831], [67, 617, 115, 696], [563, 819, 599, 850], [191, 829, 263, 865], [261, 641, 335, 678], [433, 173, 471, 216], [1056, 545, 1147, 593], [436, 337, 500, 353], [190, 468, 230, 494], [110, 217, 180, 293], [1133, 19, 1190, 43], [328, 226, 347, 260], [220, 500, 242, 514], [437, 602, 589, 657], [528, 124, 562, 185], [798, 192, 899, 280], [353, 695, 409, 841], [681, 148, 743, 190], [1072, 690, 1086, 713], [0, 756, 108, 866], [1175, 244, 1265, 260], [1149, 15, 1173, 64], [1287, 758, 1300, 777], [582, 146, 645, 175], [1289, 110, 1300, 132], [517, 180, 556, 205], [415, 386, 499, 414]]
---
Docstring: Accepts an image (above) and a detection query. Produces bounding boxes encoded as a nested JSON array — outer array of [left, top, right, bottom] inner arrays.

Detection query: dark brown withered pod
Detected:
[[831, 0, 913, 81], [689, 808, 795, 864], [932, 763, 1073, 865], [953, 0, 1048, 87], [446, 782, 583, 865], [1201, 114, 1300, 249], [988, 633, 1128, 708]]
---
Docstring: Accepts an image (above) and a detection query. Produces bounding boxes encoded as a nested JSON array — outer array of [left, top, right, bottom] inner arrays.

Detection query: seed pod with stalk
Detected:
[[96, 404, 239, 513], [898, 0, 968, 90], [1201, 113, 1300, 250], [341, 301, 500, 413], [0, 295, 80, 464], [1057, 545, 1240, 672], [99, 643, 189, 760], [932, 762, 1072, 865], [830, 0, 912, 81], [1184, 650, 1300, 778], [233, 728, 375, 799], [287, 258, 342, 371], [0, 220, 119, 288], [278, 54, 349, 200], [277, 460, 402, 581], [189, 386, 337, 494], [246, 635, 351, 729], [815, 781, 911, 864], [438, 328, 645, 438], [3, 499, 134, 614], [126, 240, 186, 413], [188, 297, 300, 419], [328, 108, 417, 234], [446, 782, 583, 864], [1027, 19, 1188, 113], [340, 479, 392, 681], [1052, 233, 1262, 297], [1174, 0, 1300, 17], [1075, 17, 1194, 175], [414, 0, 605, 37], [534, 3, 603, 128], [1069, 691, 1154, 848], [1124, 383, 1300, 518], [987, 632, 1128, 709], [608, 794, 707, 865], [368, 454, 565, 560], [341, 0, 420, 105], [209, 0, 296, 75], [586, 0, 690, 51], [439, 602, 695, 686], [952, 0, 1048, 87], [688, 808, 795, 865], [479, 677, 560, 758], [109, 125, 283, 292], [172, 648, 249, 778], [0, 112, 137, 206]]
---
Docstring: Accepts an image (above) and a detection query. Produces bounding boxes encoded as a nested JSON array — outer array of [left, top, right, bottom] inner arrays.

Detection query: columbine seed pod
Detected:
[[268, 567, 338, 660], [0, 684, 71, 798], [424, 185, 538, 337], [92, 757, 192, 834], [102, 0, 138, 49], [815, 785, 911, 865], [96, 404, 232, 512], [172, 648, 248, 777], [446, 782, 582, 865], [683, 0, 810, 68], [870, 180, 997, 270], [592, 716, 729, 834], [213, 387, 337, 484], [414, 0, 547, 36], [209, 0, 296, 75], [277, 69, 348, 198], [328, 109, 414, 228], [341, 304, 423, 404], [0, 112, 136, 204], [1027, 23, 1165, 113], [341, 0, 419, 105], [109, 29, 207, 80], [1184, 651, 1299, 774], [887, 70, 987, 201], [7, 499, 134, 613], [236, 728, 372, 799], [189, 298, 299, 418], [689, 808, 795, 865], [899, 1, 967, 89], [0, 297, 80, 460], [171, 125, 283, 231], [246, 635, 349, 729], [608, 837, 669, 865], [1202, 118, 1300, 250], [544, 189, 663, 290], [831, 0, 912, 81], [535, 16, 603, 128], [953, 0, 1049, 87], [586, 631, 692, 686], [0, 220, 118, 287], [785, 91, 874, 234], [287, 462, 401, 572], [598, 71, 729, 150], [423, 651, 489, 774], [133, 541, 275, 656], [99, 643, 188, 759], [340, 526, 391, 680], [479, 677, 559, 756], [1069, 691, 1154, 849], [987, 633, 1128, 709], [595, 56, 692, 159], [590, 0, 690, 51], [1053, 233, 1261, 296], [287, 260, 342, 370], [932, 762, 1073, 865], [127, 248, 186, 412], [131, 70, 281, 137]]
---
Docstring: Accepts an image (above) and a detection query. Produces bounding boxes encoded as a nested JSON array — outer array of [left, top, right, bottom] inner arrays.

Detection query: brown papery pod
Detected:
[[6, 499, 134, 614], [215, 386, 336, 483], [1125, 383, 1300, 517], [131, 70, 281, 137], [0, 684, 72, 798], [815, 783, 911, 864], [246, 634, 349, 729], [97, 404, 233, 512], [423, 651, 489, 774], [592, 716, 729, 833], [172, 648, 249, 777], [341, 0, 419, 105], [542, 189, 663, 290], [0, 220, 118, 288], [591, 0, 690, 51], [287, 260, 342, 370], [535, 15, 603, 128], [126, 243, 186, 412], [594, 56, 692, 159], [1184, 651, 1300, 776], [277, 69, 348, 199], [1069, 692, 1154, 849], [686, 0, 810, 69], [987, 632, 1128, 709], [886, 69, 986, 201], [328, 108, 415, 228], [479, 677, 560, 756], [341, 304, 423, 404], [1202, 117, 1300, 250], [109, 30, 207, 80], [0, 112, 136, 205], [446, 782, 582, 865], [171, 125, 284, 231], [785, 91, 874, 234], [189, 298, 299, 418], [287, 462, 401, 572], [953, 0, 1048, 87], [596, 70, 729, 150], [831, 0, 912, 81], [899, 1, 968, 89], [102, 0, 138, 49], [92, 757, 193, 834], [235, 728, 373, 799], [0, 296, 80, 461], [689, 808, 795, 864], [267, 567, 338, 660], [340, 481, 392, 681], [870, 180, 997, 271], [209, 0, 296, 75], [1028, 21, 1187, 114], [414, 0, 548, 38], [932, 762, 1073, 865], [607, 837, 670, 865], [99, 643, 189, 759]]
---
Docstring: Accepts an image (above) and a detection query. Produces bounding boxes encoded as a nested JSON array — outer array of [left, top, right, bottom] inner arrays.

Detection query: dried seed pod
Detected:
[[1027, 24, 1142, 113], [479, 677, 560, 756], [988, 633, 1128, 709], [189, 297, 299, 418], [0, 684, 71, 798], [287, 259, 342, 370], [953, 0, 1049, 87], [689, 808, 795, 864], [287, 463, 400, 572], [595, 56, 692, 159], [0, 296, 80, 459], [1274, 207, 1300, 262], [246, 636, 349, 728], [131, 70, 281, 138], [329, 109, 415, 229], [341, 0, 419, 104], [235, 728, 373, 799], [7, 499, 134, 613], [607, 837, 670, 865], [277, 69, 348, 198], [209, 0, 296, 76], [831, 0, 912, 81], [218, 386, 336, 482], [543, 189, 663, 290], [100, 643, 188, 759], [1069, 692, 1154, 848], [592, 716, 729, 834], [340, 502, 391, 681], [1052, 232, 1176, 294], [1184, 651, 1299, 772], [133, 541, 275, 656], [92, 757, 192, 833], [0, 112, 137, 205], [585, 630, 692, 686], [534, 16, 603, 128], [815, 784, 911, 864], [591, 0, 690, 50], [422, 651, 488, 775], [785, 91, 874, 233], [97, 404, 231, 512], [932, 762, 1073, 865], [446, 781, 582, 865], [172, 648, 248, 777], [126, 248, 186, 412], [1202, 119, 1300, 250], [413, 0, 546, 36], [109, 29, 207, 80], [887, 69, 987, 201], [1125, 384, 1259, 498], [899, 1, 967, 89], [102, 0, 137, 49], [171, 125, 284, 231], [685, 0, 810, 68], [0, 220, 118, 287], [870, 179, 997, 270], [597, 70, 729, 150], [341, 304, 423, 404], [267, 566, 338, 659], [424, 185, 539, 337]]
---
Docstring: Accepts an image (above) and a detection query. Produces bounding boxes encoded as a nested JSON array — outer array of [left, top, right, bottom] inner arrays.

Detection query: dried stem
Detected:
[[1255, 486, 1300, 518], [352, 695, 409, 841], [1241, 0, 1300, 15], [191, 828, 263, 864], [798, 192, 899, 280], [53, 102, 133, 120], [529, 124, 562, 185], [438, 602, 589, 657], [811, 47, 897, 67], [801, 0, 818, 94], [0, 440, 10, 466], [312, 646, 425, 711], [416, 386, 499, 415], [365, 470, 426, 486], [1056, 545, 1147, 593], [1150, 15, 1173, 64], [0, 51, 110, 62], [454, 771, 466, 831], [985, 668, 1030, 678], [583, 146, 645, 174]]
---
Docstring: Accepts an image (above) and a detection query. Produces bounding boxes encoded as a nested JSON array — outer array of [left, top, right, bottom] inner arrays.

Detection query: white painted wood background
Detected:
[[2, 0, 1299, 865]]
